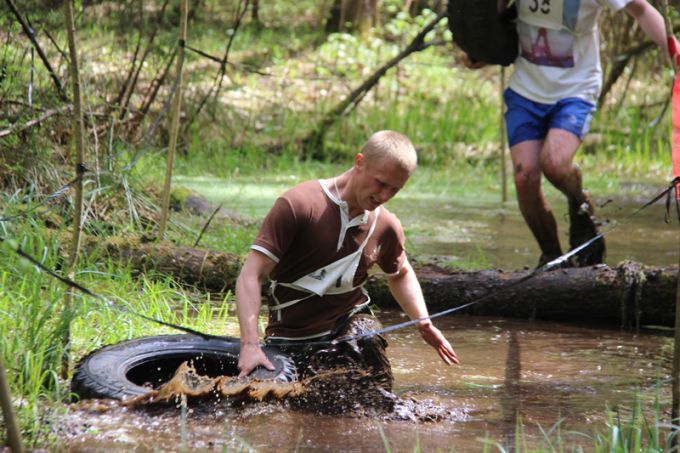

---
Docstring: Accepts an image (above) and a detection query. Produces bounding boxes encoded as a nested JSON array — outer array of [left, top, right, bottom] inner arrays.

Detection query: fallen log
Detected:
[[170, 188, 248, 223], [367, 262, 677, 329], [0, 104, 72, 139], [102, 238, 242, 294], [101, 239, 677, 328]]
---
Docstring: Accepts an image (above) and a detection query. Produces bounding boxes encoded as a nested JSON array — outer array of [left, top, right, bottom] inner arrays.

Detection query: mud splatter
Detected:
[[121, 361, 458, 421]]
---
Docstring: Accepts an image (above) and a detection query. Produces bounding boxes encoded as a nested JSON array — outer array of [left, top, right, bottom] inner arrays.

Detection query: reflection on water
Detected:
[[62, 314, 672, 452]]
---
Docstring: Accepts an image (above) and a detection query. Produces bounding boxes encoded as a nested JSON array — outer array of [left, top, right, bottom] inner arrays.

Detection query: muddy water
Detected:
[[389, 194, 677, 270], [84, 177, 675, 451], [175, 176, 677, 269], [62, 314, 672, 452]]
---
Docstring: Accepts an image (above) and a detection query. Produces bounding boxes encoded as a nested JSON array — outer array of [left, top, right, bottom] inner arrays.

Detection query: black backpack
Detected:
[[447, 0, 519, 66]]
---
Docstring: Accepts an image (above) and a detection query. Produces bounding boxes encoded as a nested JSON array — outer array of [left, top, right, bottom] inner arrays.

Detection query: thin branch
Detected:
[[5, 0, 68, 101], [213, 0, 250, 100], [194, 203, 223, 247], [113, 34, 142, 115], [0, 104, 72, 138], [185, 44, 223, 64], [137, 46, 181, 144], [117, 0, 170, 121], [598, 22, 680, 108], [158, 0, 188, 239], [191, 0, 250, 120], [42, 27, 69, 62], [185, 44, 271, 76], [300, 10, 447, 159], [64, 0, 85, 271], [0, 359, 23, 453], [598, 40, 654, 108], [139, 46, 177, 117], [62, 0, 86, 381]]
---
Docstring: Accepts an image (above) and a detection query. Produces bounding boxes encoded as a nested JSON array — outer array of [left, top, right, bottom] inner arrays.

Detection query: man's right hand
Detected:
[[237, 343, 275, 378]]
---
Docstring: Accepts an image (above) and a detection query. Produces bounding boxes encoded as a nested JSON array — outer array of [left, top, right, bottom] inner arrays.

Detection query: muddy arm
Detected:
[[236, 250, 276, 377]]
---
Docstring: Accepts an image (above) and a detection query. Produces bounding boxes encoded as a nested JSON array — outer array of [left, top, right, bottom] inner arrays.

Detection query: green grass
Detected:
[[0, 217, 244, 448], [470, 393, 676, 452], [437, 245, 491, 271]]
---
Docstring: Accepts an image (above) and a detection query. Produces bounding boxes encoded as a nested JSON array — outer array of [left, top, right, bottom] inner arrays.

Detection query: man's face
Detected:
[[353, 154, 411, 212]]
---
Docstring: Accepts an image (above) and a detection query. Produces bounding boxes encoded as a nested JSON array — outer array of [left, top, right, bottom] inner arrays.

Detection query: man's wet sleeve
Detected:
[[251, 196, 297, 263], [377, 215, 407, 276]]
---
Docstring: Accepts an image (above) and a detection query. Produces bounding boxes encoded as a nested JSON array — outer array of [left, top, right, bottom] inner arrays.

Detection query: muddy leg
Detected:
[[342, 314, 394, 391], [511, 139, 563, 266], [299, 314, 392, 388], [294, 314, 395, 414], [540, 129, 605, 266]]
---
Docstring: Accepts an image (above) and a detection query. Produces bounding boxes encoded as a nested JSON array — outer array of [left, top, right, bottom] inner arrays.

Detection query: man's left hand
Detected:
[[417, 321, 459, 365]]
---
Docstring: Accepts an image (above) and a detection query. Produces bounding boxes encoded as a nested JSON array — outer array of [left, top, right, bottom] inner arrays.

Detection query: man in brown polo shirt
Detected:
[[236, 130, 458, 389]]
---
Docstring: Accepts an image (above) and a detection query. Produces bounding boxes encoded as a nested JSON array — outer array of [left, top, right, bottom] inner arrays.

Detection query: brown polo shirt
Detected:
[[251, 180, 407, 339]]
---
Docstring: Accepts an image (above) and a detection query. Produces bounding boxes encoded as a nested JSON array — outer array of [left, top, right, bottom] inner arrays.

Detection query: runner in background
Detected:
[[465, 0, 670, 267]]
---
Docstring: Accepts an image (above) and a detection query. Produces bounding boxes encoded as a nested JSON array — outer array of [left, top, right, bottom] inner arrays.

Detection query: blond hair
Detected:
[[361, 130, 417, 173]]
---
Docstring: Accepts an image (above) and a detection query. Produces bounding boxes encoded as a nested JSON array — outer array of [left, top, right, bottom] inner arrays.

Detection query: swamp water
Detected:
[[174, 176, 678, 269], [62, 314, 673, 452], [60, 178, 676, 451]]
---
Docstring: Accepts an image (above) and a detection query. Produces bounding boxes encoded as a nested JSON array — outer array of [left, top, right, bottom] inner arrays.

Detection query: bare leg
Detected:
[[540, 128, 605, 265], [539, 129, 586, 209], [510, 139, 563, 263]]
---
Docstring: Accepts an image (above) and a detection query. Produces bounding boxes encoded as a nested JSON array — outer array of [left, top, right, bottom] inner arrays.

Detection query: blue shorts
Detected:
[[504, 88, 596, 147]]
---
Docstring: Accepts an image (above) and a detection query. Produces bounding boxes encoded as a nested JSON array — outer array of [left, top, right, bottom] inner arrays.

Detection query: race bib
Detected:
[[518, 0, 582, 31], [519, 0, 563, 24]]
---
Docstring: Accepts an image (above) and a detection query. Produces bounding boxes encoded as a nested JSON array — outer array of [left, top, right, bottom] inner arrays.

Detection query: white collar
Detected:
[[319, 180, 369, 250]]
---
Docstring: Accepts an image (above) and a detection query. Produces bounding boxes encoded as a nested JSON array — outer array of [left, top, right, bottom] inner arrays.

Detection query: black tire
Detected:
[[71, 334, 297, 400]]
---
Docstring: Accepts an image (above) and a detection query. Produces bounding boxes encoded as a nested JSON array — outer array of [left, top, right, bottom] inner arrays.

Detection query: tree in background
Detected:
[[326, 0, 379, 35]]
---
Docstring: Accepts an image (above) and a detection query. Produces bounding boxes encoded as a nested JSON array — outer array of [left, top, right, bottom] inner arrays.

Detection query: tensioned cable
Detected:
[[1, 178, 678, 348], [0, 236, 225, 341]]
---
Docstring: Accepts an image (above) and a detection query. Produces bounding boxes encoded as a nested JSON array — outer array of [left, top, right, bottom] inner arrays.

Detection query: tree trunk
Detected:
[[326, 0, 377, 33], [366, 262, 676, 329], [252, 0, 259, 24], [158, 0, 188, 239], [300, 10, 447, 160], [100, 239, 678, 329], [103, 239, 242, 294], [63, 0, 86, 379], [64, 0, 86, 270]]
